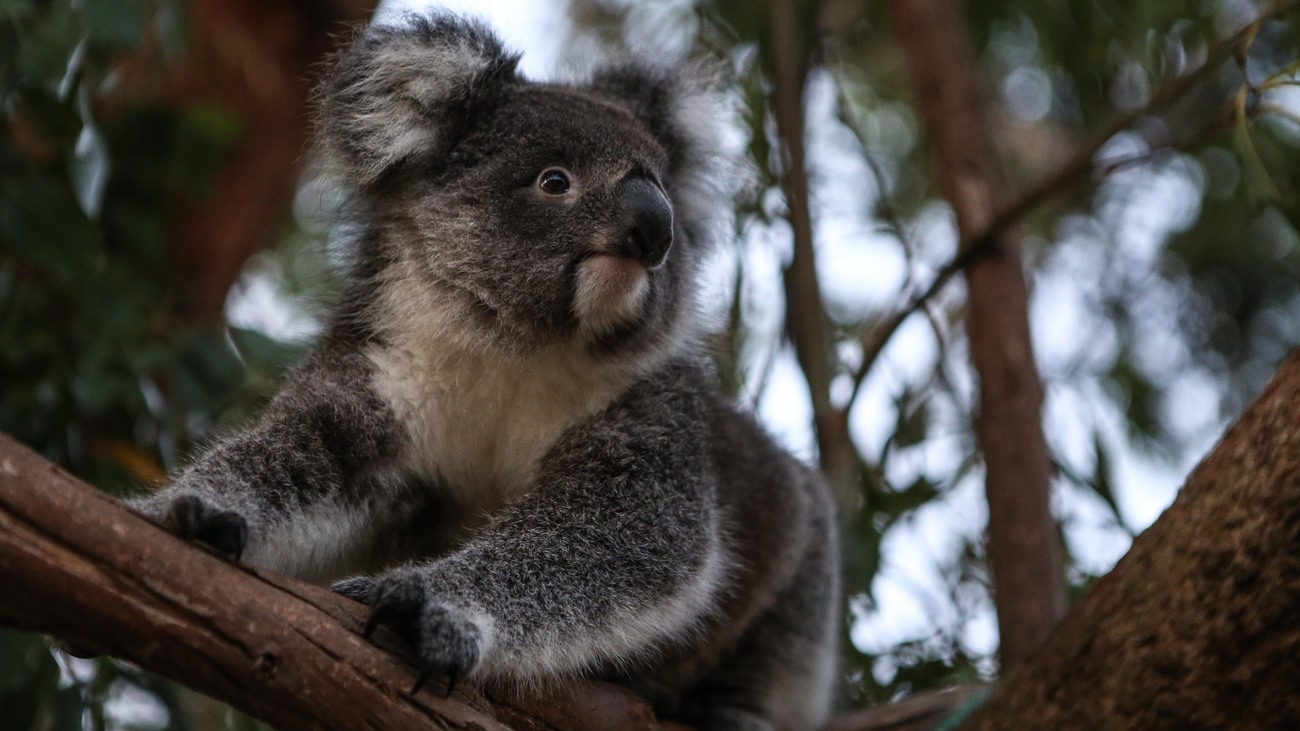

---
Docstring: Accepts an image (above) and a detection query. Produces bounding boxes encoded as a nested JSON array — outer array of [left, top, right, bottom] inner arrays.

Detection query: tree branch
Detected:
[[767, 0, 859, 507], [0, 433, 683, 731], [980, 0, 1298, 243], [825, 684, 988, 731]]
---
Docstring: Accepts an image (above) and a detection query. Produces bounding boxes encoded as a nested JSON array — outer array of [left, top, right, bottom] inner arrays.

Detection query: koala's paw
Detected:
[[166, 495, 248, 561], [332, 572, 482, 696]]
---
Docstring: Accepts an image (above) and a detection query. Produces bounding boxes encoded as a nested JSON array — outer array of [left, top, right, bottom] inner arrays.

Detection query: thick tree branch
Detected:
[[0, 433, 682, 731], [888, 0, 1065, 670], [964, 350, 1300, 728]]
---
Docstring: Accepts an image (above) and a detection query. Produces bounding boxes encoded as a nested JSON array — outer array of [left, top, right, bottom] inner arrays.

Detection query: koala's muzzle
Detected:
[[617, 177, 674, 268]]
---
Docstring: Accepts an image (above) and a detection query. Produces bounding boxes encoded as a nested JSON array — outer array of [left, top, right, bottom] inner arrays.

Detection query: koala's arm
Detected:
[[130, 343, 408, 581], [338, 362, 725, 684]]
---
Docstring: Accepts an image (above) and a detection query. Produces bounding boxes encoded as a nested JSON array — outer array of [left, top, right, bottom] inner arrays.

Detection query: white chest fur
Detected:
[[363, 257, 645, 512], [368, 324, 630, 512]]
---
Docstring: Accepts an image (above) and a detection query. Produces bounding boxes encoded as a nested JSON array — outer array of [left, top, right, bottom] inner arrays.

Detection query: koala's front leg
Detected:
[[340, 369, 723, 690], [130, 348, 408, 581], [334, 568, 491, 693]]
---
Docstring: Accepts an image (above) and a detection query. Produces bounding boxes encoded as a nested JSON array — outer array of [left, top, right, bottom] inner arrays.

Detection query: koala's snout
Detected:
[[617, 177, 674, 268]]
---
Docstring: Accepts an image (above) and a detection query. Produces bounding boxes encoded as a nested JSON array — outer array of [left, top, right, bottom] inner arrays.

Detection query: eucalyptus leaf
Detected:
[[70, 122, 111, 219]]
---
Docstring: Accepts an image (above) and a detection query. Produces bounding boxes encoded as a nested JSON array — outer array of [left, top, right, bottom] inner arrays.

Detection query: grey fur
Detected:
[[132, 12, 839, 730]]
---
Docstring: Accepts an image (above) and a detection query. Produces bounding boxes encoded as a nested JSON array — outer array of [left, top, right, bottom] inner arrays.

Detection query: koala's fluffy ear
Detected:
[[319, 13, 520, 188], [589, 63, 720, 169]]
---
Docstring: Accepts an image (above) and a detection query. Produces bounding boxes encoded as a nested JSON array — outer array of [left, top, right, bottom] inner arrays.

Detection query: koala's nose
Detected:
[[617, 177, 674, 268]]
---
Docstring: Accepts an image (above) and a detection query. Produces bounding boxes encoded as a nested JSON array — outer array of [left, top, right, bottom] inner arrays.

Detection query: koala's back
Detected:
[[606, 378, 840, 729], [709, 405, 840, 729]]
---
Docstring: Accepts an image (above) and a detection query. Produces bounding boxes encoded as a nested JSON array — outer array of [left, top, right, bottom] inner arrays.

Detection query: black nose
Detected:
[[617, 177, 673, 268]]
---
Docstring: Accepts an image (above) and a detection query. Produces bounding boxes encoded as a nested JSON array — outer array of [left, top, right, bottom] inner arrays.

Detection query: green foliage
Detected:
[[1, 1, 308, 728], [1, 0, 254, 486], [0, 630, 83, 731]]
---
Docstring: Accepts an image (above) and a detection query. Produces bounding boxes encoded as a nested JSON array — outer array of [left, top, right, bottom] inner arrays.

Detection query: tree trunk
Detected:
[[0, 433, 681, 731], [963, 350, 1300, 729], [767, 0, 858, 507], [888, 0, 1066, 670]]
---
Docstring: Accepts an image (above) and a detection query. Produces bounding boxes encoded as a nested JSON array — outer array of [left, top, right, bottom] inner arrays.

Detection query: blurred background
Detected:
[[4, 0, 1300, 728]]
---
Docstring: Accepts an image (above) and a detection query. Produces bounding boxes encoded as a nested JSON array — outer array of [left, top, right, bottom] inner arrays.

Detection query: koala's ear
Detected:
[[318, 13, 520, 188], [589, 63, 714, 165]]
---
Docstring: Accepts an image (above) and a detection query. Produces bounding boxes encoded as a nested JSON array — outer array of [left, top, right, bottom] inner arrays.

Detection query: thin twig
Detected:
[[846, 244, 980, 415]]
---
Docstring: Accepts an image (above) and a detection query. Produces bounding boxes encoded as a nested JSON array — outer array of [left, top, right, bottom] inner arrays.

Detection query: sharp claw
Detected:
[[445, 667, 460, 697], [170, 496, 202, 538], [363, 606, 385, 640], [231, 520, 248, 561], [364, 595, 405, 640], [411, 665, 434, 695]]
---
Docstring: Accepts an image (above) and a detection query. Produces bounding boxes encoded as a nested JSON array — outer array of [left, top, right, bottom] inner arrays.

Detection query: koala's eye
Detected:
[[537, 169, 571, 196]]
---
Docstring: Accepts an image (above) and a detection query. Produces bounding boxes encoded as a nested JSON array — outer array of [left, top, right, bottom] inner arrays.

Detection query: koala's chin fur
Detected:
[[129, 11, 840, 731]]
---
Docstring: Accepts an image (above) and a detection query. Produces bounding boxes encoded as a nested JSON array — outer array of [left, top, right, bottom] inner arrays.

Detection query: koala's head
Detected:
[[319, 13, 740, 361]]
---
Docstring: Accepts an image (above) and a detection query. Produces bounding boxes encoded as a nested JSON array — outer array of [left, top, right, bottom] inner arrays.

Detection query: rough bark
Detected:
[[963, 350, 1300, 729], [0, 433, 682, 731], [888, 0, 1066, 670]]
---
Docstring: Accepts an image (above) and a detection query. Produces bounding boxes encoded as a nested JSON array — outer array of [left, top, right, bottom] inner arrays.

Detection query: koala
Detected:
[[130, 12, 839, 731]]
